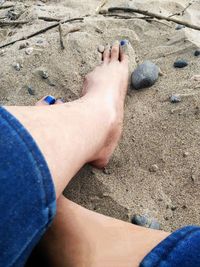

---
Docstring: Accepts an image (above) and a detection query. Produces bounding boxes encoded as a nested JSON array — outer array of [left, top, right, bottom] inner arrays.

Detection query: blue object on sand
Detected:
[[44, 95, 56, 105], [120, 40, 128, 46]]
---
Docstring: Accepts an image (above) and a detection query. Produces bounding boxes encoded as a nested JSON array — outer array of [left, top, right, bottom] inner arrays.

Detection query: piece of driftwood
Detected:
[[107, 7, 200, 31], [0, 17, 84, 49]]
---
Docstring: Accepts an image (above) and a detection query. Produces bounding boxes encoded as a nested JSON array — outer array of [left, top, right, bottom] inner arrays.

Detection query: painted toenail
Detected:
[[120, 40, 128, 46], [44, 95, 56, 105]]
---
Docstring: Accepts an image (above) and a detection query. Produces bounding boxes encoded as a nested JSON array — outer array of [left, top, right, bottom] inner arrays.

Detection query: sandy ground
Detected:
[[0, 0, 200, 232]]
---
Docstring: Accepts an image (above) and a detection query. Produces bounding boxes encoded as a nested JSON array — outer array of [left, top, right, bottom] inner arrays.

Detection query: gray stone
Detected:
[[194, 50, 200, 57], [176, 24, 185, 30], [131, 214, 160, 230], [174, 59, 188, 68], [170, 95, 181, 103], [131, 61, 159, 89], [13, 63, 21, 71]]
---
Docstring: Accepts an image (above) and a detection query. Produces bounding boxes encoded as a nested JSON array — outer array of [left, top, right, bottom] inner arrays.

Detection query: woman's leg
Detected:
[[5, 41, 129, 198], [35, 195, 170, 267]]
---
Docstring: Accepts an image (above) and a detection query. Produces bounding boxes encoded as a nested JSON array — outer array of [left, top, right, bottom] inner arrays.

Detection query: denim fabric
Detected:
[[140, 225, 200, 267], [0, 107, 56, 267]]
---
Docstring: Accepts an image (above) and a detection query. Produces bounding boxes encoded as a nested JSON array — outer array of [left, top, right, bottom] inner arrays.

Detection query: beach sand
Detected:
[[0, 0, 200, 232]]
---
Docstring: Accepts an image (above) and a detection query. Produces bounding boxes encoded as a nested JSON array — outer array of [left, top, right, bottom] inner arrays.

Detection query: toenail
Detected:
[[43, 95, 56, 105], [120, 39, 129, 46]]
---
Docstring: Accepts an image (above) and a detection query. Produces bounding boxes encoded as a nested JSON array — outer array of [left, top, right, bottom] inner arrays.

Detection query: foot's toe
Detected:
[[103, 44, 111, 63], [111, 41, 120, 61]]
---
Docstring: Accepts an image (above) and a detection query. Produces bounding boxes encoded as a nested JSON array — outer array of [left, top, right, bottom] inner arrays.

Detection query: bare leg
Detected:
[[38, 196, 170, 267], [5, 41, 128, 197]]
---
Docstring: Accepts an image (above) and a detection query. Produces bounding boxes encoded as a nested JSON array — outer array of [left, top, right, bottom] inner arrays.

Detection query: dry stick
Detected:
[[108, 7, 200, 31], [0, 4, 14, 9], [38, 16, 61, 22], [0, 17, 84, 49], [104, 13, 172, 27], [169, 2, 192, 18], [63, 26, 81, 37], [96, 0, 109, 14], [0, 20, 29, 25], [59, 23, 65, 49]]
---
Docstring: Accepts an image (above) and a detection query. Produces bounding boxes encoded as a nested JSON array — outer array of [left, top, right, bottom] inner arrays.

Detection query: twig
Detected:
[[0, 20, 29, 26], [59, 23, 65, 49], [104, 13, 172, 27], [96, 0, 109, 14], [38, 16, 61, 22], [169, 2, 193, 18], [107, 7, 200, 31], [0, 17, 84, 49], [63, 26, 81, 37], [0, 4, 14, 9]]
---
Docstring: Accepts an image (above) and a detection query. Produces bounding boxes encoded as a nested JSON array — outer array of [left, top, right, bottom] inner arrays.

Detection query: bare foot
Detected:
[[36, 196, 169, 267], [82, 41, 129, 167], [35, 41, 129, 169]]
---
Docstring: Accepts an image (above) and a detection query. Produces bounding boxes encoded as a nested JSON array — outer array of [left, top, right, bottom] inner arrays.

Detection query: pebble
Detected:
[[183, 151, 189, 157], [171, 206, 177, 211], [19, 42, 30, 50], [0, 49, 6, 57], [27, 86, 35, 95], [98, 45, 105, 53], [170, 95, 181, 103], [25, 47, 33, 55], [131, 61, 159, 90], [174, 59, 188, 68], [131, 215, 160, 230], [149, 164, 159, 172], [176, 24, 185, 30], [13, 63, 21, 71], [40, 70, 49, 79], [194, 50, 200, 57]]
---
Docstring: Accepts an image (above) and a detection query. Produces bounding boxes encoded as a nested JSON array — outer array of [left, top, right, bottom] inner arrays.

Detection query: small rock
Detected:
[[149, 220, 160, 230], [131, 215, 148, 227], [170, 95, 181, 103], [149, 164, 159, 172], [25, 47, 33, 55], [103, 167, 111, 175], [171, 206, 177, 211], [183, 151, 189, 157], [174, 59, 188, 68], [194, 50, 200, 57], [191, 174, 196, 183], [0, 49, 6, 56], [13, 63, 21, 71], [131, 214, 160, 229], [27, 86, 35, 95], [131, 61, 159, 90], [176, 24, 185, 30], [19, 42, 30, 50], [98, 45, 105, 53], [182, 205, 187, 209], [40, 70, 49, 79]]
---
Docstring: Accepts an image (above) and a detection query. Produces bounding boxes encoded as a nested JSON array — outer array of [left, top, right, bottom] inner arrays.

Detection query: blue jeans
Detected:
[[0, 106, 199, 266]]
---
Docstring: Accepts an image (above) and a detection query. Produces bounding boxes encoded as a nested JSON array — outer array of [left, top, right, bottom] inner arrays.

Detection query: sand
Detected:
[[0, 0, 200, 232]]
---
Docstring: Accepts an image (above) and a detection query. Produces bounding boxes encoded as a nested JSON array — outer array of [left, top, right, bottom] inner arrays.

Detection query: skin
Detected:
[[6, 41, 170, 266]]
